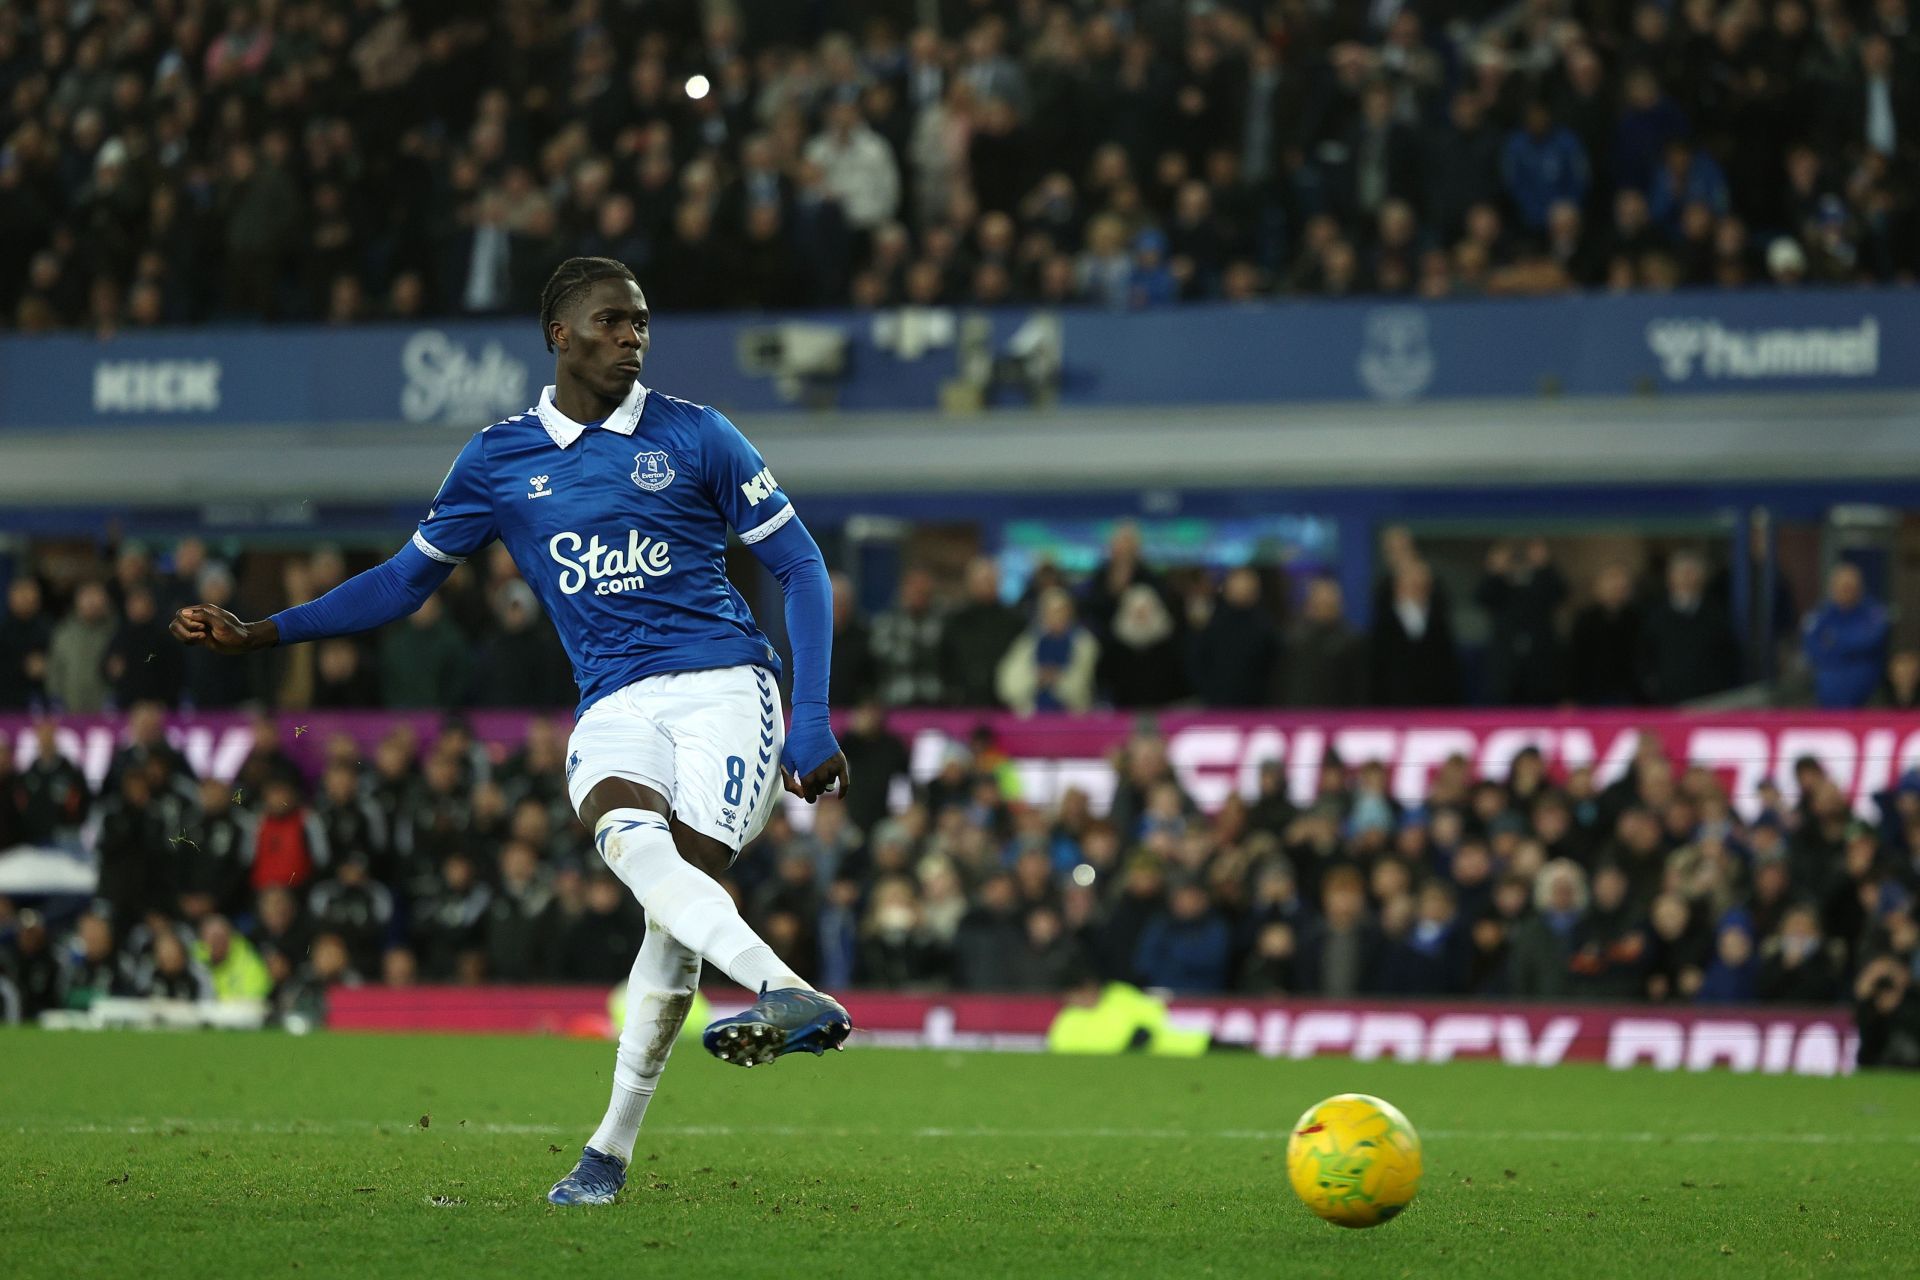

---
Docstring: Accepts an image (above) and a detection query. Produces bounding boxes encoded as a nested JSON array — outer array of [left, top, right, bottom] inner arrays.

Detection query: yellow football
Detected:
[[1286, 1093, 1423, 1228]]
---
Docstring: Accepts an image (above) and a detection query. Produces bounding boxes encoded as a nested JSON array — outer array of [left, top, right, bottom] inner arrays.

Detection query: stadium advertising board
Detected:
[[0, 287, 1910, 430], [8, 708, 1918, 821], [325, 987, 1854, 1077]]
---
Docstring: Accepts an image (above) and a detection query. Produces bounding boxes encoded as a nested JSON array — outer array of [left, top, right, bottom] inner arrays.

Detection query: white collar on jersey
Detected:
[[534, 380, 649, 449]]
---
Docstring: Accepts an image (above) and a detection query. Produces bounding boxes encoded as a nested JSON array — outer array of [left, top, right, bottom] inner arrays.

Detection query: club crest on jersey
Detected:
[[631, 451, 675, 492]]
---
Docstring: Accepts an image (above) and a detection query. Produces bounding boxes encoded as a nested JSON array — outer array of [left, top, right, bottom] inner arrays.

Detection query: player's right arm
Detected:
[[171, 434, 498, 655]]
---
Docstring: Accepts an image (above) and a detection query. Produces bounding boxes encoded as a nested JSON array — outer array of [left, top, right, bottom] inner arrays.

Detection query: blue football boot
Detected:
[[702, 986, 853, 1067], [547, 1145, 626, 1206]]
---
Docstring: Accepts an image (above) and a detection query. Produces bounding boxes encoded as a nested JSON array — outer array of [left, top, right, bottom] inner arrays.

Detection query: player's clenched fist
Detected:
[[170, 603, 275, 654]]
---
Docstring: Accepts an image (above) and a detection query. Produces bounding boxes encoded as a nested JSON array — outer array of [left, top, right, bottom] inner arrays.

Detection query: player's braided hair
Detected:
[[539, 257, 637, 352]]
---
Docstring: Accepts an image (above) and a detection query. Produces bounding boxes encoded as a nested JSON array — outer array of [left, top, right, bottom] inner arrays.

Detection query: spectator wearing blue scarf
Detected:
[[996, 588, 1098, 713]]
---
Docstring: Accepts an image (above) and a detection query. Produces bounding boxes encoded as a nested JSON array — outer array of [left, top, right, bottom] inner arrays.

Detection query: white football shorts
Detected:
[[565, 664, 786, 854]]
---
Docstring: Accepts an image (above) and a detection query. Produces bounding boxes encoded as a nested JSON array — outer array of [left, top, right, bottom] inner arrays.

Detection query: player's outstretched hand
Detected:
[[170, 604, 271, 655], [784, 751, 851, 805]]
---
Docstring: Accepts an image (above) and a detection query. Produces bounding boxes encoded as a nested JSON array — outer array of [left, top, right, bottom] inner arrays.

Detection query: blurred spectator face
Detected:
[[1614, 188, 1651, 237], [1717, 924, 1753, 967], [79, 913, 113, 960], [375, 739, 413, 781], [260, 888, 296, 933], [201, 916, 232, 962], [389, 273, 425, 317], [1493, 877, 1529, 918], [1417, 882, 1455, 925], [500, 842, 538, 888], [1223, 568, 1259, 609], [1015, 848, 1052, 894], [746, 203, 782, 243], [74, 582, 111, 624], [970, 263, 1011, 303], [1751, 859, 1789, 901], [1547, 201, 1581, 244], [1452, 841, 1492, 887], [383, 949, 417, 986], [1302, 578, 1344, 625], [1370, 858, 1411, 906], [127, 701, 164, 744], [1593, 864, 1630, 911], [961, 557, 1001, 606], [1026, 907, 1063, 948], [1392, 560, 1432, 605], [1595, 564, 1633, 609], [155, 932, 187, 974], [899, 568, 934, 612], [1324, 875, 1365, 927], [199, 776, 231, 812], [425, 755, 459, 792], [311, 935, 350, 980], [979, 874, 1017, 913], [1360, 81, 1393, 127], [1780, 906, 1821, 956], [1863, 34, 1893, 77], [1121, 858, 1163, 899], [1887, 910, 1918, 956], [586, 875, 623, 915], [1542, 865, 1582, 914], [1667, 554, 1705, 602], [1170, 882, 1210, 920], [320, 767, 359, 805], [1650, 894, 1689, 940], [263, 779, 298, 816], [8, 577, 40, 617], [870, 879, 918, 933], [1464, 203, 1502, 248], [128, 282, 164, 326], [1889, 650, 1920, 696], [1255, 921, 1294, 959], [1828, 563, 1864, 609]]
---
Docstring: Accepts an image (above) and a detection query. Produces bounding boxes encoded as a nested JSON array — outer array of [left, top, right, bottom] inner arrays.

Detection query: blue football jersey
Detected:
[[412, 381, 792, 713]]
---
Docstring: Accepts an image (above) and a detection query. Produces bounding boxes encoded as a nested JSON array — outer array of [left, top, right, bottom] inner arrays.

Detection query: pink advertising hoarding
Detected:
[[326, 986, 1856, 1077], [8, 707, 1920, 819]]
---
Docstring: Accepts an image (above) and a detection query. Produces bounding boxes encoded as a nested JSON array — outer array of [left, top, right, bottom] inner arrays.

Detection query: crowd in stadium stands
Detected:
[[3, 0, 1918, 335], [4, 701, 1920, 1063], [3, 523, 1912, 718]]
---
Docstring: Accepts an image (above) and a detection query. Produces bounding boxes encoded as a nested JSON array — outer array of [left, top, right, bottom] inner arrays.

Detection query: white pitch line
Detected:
[[8, 1119, 1920, 1145]]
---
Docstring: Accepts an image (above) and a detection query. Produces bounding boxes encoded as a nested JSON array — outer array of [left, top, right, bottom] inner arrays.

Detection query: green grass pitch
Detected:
[[5, 1029, 1918, 1278]]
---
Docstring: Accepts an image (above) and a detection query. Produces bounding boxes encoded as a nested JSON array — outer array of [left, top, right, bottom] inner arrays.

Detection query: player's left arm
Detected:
[[702, 407, 849, 804]]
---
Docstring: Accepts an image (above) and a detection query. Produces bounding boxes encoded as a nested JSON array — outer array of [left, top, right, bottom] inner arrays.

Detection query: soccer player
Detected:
[[170, 257, 854, 1206]]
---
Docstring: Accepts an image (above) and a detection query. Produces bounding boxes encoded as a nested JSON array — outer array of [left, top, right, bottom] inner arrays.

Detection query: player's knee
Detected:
[[579, 778, 671, 831]]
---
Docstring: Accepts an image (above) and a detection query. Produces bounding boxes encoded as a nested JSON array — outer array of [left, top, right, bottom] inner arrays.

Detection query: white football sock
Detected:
[[587, 1082, 654, 1166], [593, 808, 813, 993], [589, 923, 699, 1163]]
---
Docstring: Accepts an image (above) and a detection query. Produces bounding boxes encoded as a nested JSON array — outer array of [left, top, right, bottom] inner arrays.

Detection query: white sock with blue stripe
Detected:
[[593, 808, 813, 994]]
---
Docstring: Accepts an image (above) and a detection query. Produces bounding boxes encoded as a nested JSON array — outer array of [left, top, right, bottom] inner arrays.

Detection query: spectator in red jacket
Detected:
[[249, 777, 327, 892]]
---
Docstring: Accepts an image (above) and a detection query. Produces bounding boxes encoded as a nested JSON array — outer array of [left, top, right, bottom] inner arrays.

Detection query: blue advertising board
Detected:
[[0, 287, 1906, 432]]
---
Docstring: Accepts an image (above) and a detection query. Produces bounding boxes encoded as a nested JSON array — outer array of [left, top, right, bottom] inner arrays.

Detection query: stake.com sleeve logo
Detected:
[[548, 529, 673, 595]]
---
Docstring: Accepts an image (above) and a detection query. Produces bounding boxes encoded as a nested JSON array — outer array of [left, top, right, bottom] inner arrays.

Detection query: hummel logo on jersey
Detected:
[[740, 467, 778, 506], [549, 529, 674, 596], [527, 474, 553, 498]]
